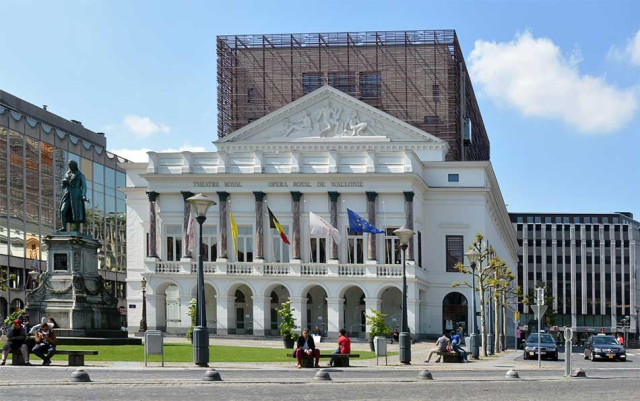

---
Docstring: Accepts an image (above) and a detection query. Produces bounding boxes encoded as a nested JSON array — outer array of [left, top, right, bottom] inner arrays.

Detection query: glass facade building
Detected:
[[0, 90, 128, 321]]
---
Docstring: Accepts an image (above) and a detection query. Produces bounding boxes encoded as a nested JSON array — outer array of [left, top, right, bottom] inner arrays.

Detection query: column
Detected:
[[403, 191, 415, 261], [181, 191, 194, 258], [291, 192, 302, 260], [408, 299, 419, 334], [290, 296, 305, 333], [326, 297, 344, 339], [146, 191, 159, 258], [328, 191, 340, 260], [254, 192, 265, 260], [216, 295, 234, 335], [218, 192, 229, 259], [180, 295, 193, 333], [364, 297, 381, 335], [366, 192, 378, 261], [252, 296, 270, 337]]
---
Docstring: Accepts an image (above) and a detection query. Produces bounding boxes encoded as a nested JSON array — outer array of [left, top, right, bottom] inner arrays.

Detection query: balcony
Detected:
[[146, 259, 425, 280]]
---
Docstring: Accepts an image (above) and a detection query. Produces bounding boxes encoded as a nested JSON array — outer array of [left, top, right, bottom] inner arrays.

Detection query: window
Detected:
[[446, 235, 464, 272], [424, 115, 440, 124], [448, 174, 459, 182], [236, 226, 253, 262], [432, 84, 440, 102], [385, 228, 401, 264], [201, 225, 218, 262], [328, 72, 356, 95], [310, 237, 327, 263], [303, 73, 324, 94], [359, 72, 381, 98], [165, 225, 182, 261], [347, 228, 364, 264], [271, 225, 289, 263], [247, 87, 255, 103]]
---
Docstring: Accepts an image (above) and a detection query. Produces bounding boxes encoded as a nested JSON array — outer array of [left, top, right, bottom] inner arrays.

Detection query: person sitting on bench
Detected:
[[295, 328, 320, 368], [1, 319, 31, 365], [329, 328, 351, 367], [32, 322, 57, 366], [451, 334, 468, 362], [425, 331, 450, 363]]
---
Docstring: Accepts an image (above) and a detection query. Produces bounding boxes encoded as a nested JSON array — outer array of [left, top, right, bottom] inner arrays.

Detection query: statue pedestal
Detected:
[[27, 232, 121, 332]]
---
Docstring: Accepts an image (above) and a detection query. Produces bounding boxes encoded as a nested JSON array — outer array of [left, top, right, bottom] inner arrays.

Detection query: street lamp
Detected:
[[393, 226, 414, 365], [139, 277, 148, 333], [187, 193, 216, 367], [465, 248, 480, 359]]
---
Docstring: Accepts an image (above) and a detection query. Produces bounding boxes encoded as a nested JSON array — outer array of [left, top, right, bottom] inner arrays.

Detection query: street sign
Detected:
[[530, 305, 548, 320], [514, 311, 520, 323]]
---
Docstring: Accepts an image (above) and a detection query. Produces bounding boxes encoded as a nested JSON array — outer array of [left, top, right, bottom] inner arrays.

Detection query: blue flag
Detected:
[[347, 209, 384, 234]]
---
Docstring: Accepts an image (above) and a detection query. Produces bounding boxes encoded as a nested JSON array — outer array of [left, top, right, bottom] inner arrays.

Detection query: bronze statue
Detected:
[[59, 160, 88, 231]]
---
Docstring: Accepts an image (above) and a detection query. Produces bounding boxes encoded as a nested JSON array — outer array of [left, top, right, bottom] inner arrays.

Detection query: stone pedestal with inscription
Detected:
[[26, 233, 122, 335]]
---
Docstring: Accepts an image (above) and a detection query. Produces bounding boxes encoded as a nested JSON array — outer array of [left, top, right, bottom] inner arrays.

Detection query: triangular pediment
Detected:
[[216, 86, 447, 148]]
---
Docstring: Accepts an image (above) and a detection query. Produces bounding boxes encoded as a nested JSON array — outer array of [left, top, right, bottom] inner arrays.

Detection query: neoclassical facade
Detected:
[[123, 86, 518, 339]]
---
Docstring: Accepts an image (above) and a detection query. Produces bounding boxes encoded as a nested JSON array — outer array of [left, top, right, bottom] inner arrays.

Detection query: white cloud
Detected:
[[608, 30, 640, 66], [469, 31, 638, 133], [122, 114, 171, 138], [111, 146, 208, 163]]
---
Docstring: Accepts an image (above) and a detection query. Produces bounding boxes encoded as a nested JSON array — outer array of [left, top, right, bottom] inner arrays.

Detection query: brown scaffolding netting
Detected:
[[217, 30, 489, 161]]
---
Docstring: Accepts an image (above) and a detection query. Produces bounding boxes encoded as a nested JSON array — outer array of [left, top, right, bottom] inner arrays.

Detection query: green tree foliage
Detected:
[[365, 308, 392, 339], [185, 298, 197, 340], [275, 301, 298, 340]]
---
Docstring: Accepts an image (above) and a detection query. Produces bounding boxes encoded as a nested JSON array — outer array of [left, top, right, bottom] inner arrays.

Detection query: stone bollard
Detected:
[[70, 369, 92, 382], [417, 370, 433, 380], [570, 368, 587, 378], [203, 369, 222, 381], [505, 369, 520, 379], [314, 369, 332, 381]]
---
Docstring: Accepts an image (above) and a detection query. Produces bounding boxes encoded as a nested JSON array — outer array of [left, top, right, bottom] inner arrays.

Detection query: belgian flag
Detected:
[[268, 207, 290, 245]]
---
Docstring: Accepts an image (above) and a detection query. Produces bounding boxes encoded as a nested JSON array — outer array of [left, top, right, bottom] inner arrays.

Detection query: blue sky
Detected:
[[1, 0, 639, 216]]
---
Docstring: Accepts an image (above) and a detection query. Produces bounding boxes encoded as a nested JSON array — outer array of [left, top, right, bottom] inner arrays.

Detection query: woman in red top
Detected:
[[329, 328, 351, 366]]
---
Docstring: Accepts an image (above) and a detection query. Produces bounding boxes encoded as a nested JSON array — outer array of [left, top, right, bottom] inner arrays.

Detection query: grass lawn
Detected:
[[0, 341, 389, 363]]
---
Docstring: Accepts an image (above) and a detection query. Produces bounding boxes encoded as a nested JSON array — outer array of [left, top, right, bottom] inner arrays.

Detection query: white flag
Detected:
[[309, 212, 341, 245], [187, 206, 196, 256]]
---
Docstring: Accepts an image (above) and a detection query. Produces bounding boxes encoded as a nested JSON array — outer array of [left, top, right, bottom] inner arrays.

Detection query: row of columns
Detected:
[[146, 190, 415, 261]]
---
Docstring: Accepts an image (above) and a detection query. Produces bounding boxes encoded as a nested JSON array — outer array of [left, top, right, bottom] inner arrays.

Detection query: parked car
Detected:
[[523, 333, 558, 360], [583, 334, 626, 362]]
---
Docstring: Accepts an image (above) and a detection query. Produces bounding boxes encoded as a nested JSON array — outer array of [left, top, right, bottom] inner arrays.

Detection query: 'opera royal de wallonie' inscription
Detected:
[[193, 181, 364, 188]]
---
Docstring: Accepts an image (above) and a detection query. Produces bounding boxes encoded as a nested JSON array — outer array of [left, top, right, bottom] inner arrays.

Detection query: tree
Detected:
[[185, 298, 197, 340], [452, 233, 496, 358], [0, 266, 15, 292], [275, 301, 298, 340], [486, 256, 519, 352], [365, 308, 392, 340]]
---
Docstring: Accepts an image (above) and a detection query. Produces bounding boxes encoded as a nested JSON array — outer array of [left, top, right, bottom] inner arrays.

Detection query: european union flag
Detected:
[[347, 209, 384, 234]]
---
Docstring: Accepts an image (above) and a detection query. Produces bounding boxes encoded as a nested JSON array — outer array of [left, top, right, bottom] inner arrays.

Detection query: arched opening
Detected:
[[268, 284, 290, 336], [442, 292, 468, 336], [231, 284, 253, 335], [342, 286, 366, 338], [380, 287, 402, 332], [164, 284, 181, 335], [0, 297, 7, 321], [303, 285, 328, 336], [10, 298, 24, 311], [191, 283, 217, 333]]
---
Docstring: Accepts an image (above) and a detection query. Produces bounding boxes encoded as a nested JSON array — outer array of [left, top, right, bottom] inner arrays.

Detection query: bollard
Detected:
[[314, 369, 332, 381], [417, 370, 433, 380], [564, 339, 572, 376], [70, 369, 92, 382], [487, 333, 494, 355], [570, 368, 587, 378], [505, 369, 520, 379], [203, 369, 222, 381]]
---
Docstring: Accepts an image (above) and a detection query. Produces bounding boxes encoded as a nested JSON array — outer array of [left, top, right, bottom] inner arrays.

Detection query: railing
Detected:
[[376, 264, 403, 277], [263, 263, 290, 275], [227, 262, 254, 275], [338, 264, 367, 276], [155, 261, 181, 273], [301, 263, 328, 276], [190, 262, 218, 274]]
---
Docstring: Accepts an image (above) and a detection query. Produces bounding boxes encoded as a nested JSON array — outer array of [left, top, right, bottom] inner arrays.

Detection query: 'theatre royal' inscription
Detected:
[[193, 181, 364, 188]]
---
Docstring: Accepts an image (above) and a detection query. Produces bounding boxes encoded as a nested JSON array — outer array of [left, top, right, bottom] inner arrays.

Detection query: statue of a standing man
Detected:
[[59, 160, 88, 231]]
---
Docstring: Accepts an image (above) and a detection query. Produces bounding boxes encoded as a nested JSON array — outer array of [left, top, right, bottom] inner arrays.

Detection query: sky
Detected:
[[1, 0, 639, 217]]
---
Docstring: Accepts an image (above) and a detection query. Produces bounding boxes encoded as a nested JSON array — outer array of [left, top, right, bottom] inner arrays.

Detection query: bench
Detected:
[[12, 349, 98, 366], [436, 351, 462, 363], [286, 353, 360, 368]]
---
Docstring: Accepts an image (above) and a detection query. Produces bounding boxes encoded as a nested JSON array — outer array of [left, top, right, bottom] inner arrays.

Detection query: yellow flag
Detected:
[[230, 211, 238, 257]]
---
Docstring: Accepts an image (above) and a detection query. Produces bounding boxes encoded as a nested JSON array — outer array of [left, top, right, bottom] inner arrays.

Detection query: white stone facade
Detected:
[[122, 86, 518, 339]]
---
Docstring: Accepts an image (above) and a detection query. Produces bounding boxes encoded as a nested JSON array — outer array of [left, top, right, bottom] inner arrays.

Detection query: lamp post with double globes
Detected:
[[393, 226, 414, 365], [139, 277, 147, 333], [464, 248, 480, 359], [186, 193, 216, 367]]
